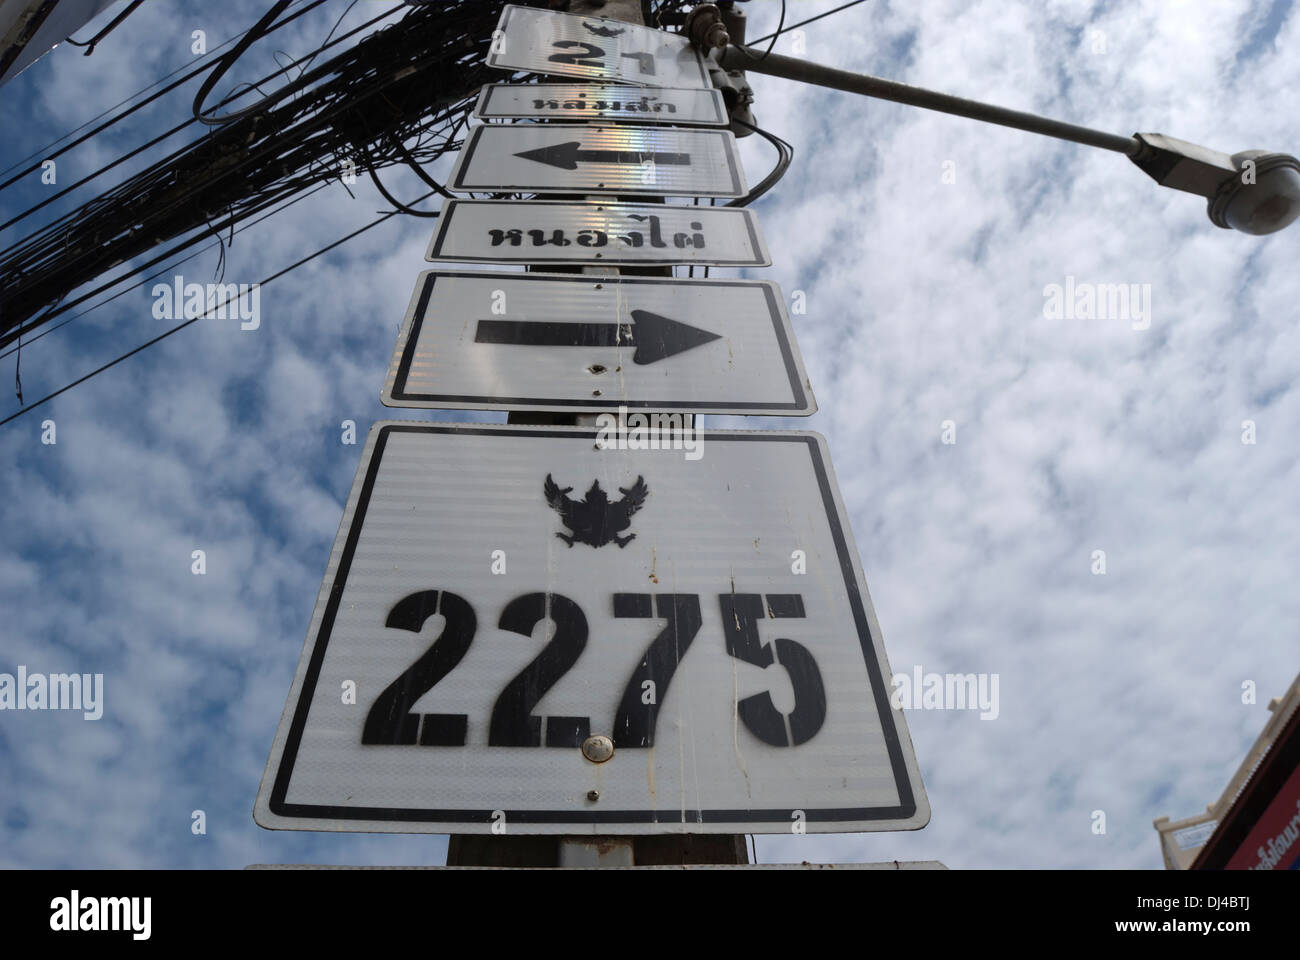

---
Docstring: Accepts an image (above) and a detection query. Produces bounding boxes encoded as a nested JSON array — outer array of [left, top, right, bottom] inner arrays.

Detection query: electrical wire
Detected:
[[364, 148, 441, 217], [0, 0, 389, 228], [0, 0, 333, 191], [392, 128, 459, 200], [747, 0, 869, 47], [5, 2, 479, 240], [10, 27, 461, 281], [0, 0, 475, 346], [755, 0, 785, 61], [192, 2, 293, 125], [717, 1, 869, 204], [0, 186, 442, 428], [193, 0, 424, 128], [724, 116, 792, 207], [712, 0, 788, 64], [62, 1, 145, 56], [0, 180, 333, 362], [5, 186, 319, 342], [292, 0, 364, 78]]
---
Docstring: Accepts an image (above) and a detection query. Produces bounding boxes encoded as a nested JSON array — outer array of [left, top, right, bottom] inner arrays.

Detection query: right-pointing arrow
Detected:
[[474, 309, 721, 365], [513, 141, 691, 171]]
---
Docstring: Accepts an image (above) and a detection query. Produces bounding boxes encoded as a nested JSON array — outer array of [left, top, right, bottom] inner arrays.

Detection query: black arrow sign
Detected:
[[514, 141, 690, 171], [474, 310, 721, 365]]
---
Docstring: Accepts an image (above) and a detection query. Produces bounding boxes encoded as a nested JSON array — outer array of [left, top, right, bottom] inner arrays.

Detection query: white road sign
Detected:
[[487, 4, 710, 88], [426, 199, 770, 267], [474, 83, 728, 126], [254, 422, 930, 835], [381, 270, 813, 415], [447, 123, 746, 198]]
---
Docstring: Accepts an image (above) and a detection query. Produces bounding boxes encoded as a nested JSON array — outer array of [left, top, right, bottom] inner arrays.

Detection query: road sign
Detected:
[[380, 271, 814, 415], [487, 4, 710, 89], [426, 199, 770, 267], [253, 422, 930, 835], [474, 83, 728, 126], [447, 124, 746, 198]]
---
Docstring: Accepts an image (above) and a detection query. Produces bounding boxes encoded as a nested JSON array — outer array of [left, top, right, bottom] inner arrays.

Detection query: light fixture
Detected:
[[1130, 134, 1300, 235], [1207, 151, 1300, 235]]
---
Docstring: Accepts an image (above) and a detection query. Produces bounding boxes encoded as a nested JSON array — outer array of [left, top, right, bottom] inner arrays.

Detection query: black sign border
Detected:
[[449, 124, 745, 198], [476, 83, 729, 127], [427, 199, 768, 267], [387, 271, 810, 412], [486, 4, 713, 90], [268, 424, 920, 829]]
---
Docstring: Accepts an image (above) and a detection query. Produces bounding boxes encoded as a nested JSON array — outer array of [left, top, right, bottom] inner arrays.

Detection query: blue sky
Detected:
[[1, 0, 1298, 868]]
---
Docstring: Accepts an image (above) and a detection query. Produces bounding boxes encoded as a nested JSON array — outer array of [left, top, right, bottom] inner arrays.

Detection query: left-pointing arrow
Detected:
[[474, 309, 721, 365], [513, 141, 691, 171]]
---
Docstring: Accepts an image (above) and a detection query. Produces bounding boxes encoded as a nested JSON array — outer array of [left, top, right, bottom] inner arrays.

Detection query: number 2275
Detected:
[[361, 591, 826, 751]]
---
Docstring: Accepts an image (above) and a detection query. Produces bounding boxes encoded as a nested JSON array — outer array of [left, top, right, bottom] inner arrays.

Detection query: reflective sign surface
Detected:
[[381, 271, 812, 415], [254, 422, 930, 835], [487, 4, 710, 88], [475, 83, 728, 126], [426, 200, 770, 266], [447, 124, 747, 198]]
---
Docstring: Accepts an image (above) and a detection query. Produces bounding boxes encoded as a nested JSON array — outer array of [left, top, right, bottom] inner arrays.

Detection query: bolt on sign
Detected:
[[254, 423, 930, 835], [474, 82, 728, 126], [487, 4, 710, 88], [447, 123, 747, 198], [426, 199, 770, 267], [380, 271, 813, 415]]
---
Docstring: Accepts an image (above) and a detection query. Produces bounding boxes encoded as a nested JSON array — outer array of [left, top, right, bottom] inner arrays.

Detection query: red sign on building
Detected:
[[1196, 705, 1300, 869]]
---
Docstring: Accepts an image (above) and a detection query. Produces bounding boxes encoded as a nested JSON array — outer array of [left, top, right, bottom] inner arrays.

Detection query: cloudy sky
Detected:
[[1, 0, 1297, 869]]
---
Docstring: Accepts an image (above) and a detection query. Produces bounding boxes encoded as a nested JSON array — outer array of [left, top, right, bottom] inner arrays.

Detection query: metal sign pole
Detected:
[[445, 0, 737, 868]]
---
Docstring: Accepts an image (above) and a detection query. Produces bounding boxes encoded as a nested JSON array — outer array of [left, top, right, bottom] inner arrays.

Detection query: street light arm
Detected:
[[715, 44, 1141, 155], [714, 44, 1300, 235], [1128, 133, 1235, 196]]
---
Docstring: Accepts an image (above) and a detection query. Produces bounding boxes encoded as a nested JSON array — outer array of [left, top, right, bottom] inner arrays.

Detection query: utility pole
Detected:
[[449, 0, 740, 868]]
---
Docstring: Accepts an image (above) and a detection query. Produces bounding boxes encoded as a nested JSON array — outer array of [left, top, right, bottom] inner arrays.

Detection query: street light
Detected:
[[1128, 134, 1300, 235], [708, 43, 1300, 236], [1209, 152, 1300, 235]]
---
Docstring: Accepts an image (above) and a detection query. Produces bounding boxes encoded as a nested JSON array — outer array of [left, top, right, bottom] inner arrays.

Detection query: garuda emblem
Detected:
[[544, 474, 648, 548], [582, 22, 626, 37]]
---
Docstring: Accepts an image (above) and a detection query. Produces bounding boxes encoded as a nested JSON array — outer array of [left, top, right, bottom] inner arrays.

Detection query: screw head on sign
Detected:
[[581, 734, 614, 764], [587, 790, 600, 802]]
